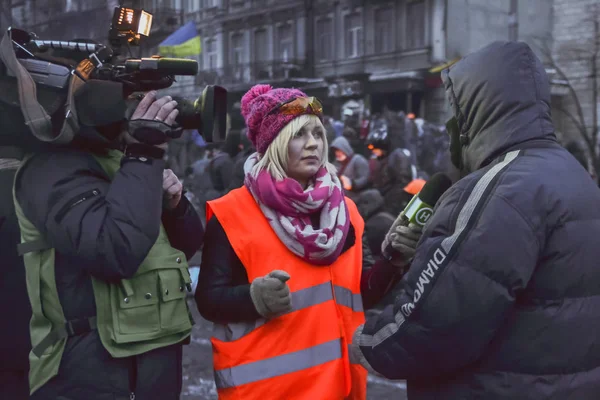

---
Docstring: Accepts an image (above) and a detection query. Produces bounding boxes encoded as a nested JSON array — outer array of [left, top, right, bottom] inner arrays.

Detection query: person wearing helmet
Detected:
[[366, 118, 415, 216]]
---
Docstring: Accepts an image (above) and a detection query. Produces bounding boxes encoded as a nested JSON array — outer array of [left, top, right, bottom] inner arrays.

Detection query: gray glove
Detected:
[[250, 270, 292, 319], [382, 223, 423, 268]]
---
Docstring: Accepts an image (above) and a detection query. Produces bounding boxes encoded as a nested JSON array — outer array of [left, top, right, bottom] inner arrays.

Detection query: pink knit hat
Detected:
[[241, 84, 316, 154]]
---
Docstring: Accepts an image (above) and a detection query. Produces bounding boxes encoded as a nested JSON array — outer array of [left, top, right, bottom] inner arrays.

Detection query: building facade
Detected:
[[151, 0, 556, 126], [2, 0, 595, 134], [0, 0, 115, 43]]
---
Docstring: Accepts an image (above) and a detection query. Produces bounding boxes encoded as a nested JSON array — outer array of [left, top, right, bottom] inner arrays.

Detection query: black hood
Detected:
[[441, 41, 555, 172]]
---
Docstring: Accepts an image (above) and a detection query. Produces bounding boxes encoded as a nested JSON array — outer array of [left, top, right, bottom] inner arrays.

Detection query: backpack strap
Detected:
[[31, 316, 97, 358], [17, 237, 51, 255]]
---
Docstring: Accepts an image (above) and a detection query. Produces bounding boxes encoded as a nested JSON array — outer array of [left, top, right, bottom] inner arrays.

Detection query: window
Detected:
[[277, 23, 293, 62], [205, 37, 218, 69], [374, 7, 392, 53], [253, 29, 268, 62], [316, 18, 333, 61], [407, 0, 426, 49], [345, 13, 363, 58], [187, 0, 200, 11], [231, 33, 244, 66]]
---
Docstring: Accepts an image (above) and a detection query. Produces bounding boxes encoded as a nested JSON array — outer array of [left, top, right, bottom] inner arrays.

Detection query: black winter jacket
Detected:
[[355, 41, 600, 399], [16, 146, 204, 400]]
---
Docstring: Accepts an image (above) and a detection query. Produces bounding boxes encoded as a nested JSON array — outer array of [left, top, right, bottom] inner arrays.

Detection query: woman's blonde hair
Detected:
[[252, 114, 337, 180]]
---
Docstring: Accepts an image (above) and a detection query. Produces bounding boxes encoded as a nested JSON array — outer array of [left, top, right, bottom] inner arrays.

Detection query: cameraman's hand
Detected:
[[124, 91, 179, 149], [131, 91, 179, 124], [163, 169, 183, 210]]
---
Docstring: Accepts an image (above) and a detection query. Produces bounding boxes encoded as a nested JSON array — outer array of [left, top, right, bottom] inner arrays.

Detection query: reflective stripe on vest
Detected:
[[215, 340, 364, 389], [213, 281, 364, 342], [207, 187, 368, 399], [215, 338, 343, 389]]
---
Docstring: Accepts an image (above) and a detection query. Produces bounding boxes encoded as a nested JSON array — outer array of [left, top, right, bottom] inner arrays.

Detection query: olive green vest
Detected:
[[13, 149, 194, 394]]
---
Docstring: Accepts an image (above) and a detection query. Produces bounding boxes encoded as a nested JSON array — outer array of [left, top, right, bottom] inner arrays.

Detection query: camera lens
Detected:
[[172, 96, 202, 133]]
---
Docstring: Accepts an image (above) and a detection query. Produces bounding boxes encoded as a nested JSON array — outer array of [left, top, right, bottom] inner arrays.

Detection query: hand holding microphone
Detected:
[[384, 222, 423, 268], [383, 173, 453, 269]]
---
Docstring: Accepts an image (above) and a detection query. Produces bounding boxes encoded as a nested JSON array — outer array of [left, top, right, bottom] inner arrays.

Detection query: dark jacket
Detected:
[[372, 148, 414, 216], [16, 147, 204, 400], [207, 151, 234, 195], [196, 202, 399, 324], [355, 189, 395, 258], [0, 161, 31, 399], [227, 147, 254, 192], [355, 41, 600, 399]]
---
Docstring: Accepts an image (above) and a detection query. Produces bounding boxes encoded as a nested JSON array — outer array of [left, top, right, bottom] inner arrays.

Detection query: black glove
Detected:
[[128, 119, 183, 146]]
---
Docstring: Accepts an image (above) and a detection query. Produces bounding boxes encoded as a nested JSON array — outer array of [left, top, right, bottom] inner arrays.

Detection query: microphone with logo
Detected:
[[382, 172, 453, 262]]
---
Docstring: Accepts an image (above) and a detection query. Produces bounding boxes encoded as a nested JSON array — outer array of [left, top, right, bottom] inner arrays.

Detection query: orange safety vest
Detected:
[[207, 186, 368, 400]]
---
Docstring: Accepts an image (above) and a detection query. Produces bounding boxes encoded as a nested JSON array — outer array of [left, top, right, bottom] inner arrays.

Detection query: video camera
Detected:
[[0, 6, 227, 151]]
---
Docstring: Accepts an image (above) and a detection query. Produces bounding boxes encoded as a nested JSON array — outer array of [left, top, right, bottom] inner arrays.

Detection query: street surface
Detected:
[[181, 299, 407, 400]]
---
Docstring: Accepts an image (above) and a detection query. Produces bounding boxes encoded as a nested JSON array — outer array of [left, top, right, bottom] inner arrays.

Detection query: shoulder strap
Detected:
[[0, 28, 88, 146], [0, 29, 53, 142]]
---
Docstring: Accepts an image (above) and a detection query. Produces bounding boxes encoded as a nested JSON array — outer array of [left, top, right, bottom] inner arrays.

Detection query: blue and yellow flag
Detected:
[[159, 21, 201, 57]]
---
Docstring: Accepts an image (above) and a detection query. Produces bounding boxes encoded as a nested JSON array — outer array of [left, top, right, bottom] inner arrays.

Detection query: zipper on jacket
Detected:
[[54, 188, 100, 223], [130, 392, 135, 400]]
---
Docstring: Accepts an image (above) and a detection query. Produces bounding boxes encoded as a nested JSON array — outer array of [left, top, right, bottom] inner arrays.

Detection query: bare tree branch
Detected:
[[555, 105, 595, 156], [532, 37, 591, 148]]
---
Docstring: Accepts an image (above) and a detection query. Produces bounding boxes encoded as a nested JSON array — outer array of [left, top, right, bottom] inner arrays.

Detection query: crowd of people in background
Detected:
[[166, 102, 595, 273]]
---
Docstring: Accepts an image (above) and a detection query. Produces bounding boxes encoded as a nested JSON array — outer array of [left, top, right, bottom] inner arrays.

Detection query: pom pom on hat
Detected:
[[241, 84, 272, 119]]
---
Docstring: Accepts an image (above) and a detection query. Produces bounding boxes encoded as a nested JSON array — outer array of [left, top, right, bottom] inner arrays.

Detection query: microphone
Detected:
[[124, 57, 199, 76], [383, 173, 452, 260]]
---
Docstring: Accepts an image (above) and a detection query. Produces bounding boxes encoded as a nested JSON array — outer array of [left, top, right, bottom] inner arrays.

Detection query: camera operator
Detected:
[[13, 90, 204, 399]]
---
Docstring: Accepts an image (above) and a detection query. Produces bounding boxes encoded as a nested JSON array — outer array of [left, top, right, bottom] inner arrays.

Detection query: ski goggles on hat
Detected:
[[267, 96, 324, 118]]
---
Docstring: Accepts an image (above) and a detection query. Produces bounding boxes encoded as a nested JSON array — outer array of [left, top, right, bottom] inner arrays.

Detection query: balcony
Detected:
[[187, 7, 227, 24], [196, 59, 310, 90], [149, 7, 183, 36]]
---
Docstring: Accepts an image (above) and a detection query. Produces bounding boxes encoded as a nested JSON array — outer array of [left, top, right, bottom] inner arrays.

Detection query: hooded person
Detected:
[[330, 136, 370, 199], [227, 128, 256, 191], [352, 41, 600, 399], [354, 189, 395, 258], [366, 118, 417, 214], [194, 84, 412, 400]]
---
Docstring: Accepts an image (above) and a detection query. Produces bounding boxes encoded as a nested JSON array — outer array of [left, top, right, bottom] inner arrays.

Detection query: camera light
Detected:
[[112, 6, 153, 40], [138, 11, 152, 36]]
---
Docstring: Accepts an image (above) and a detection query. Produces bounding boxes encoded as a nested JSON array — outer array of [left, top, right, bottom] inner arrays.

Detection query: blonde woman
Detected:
[[195, 85, 417, 399]]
